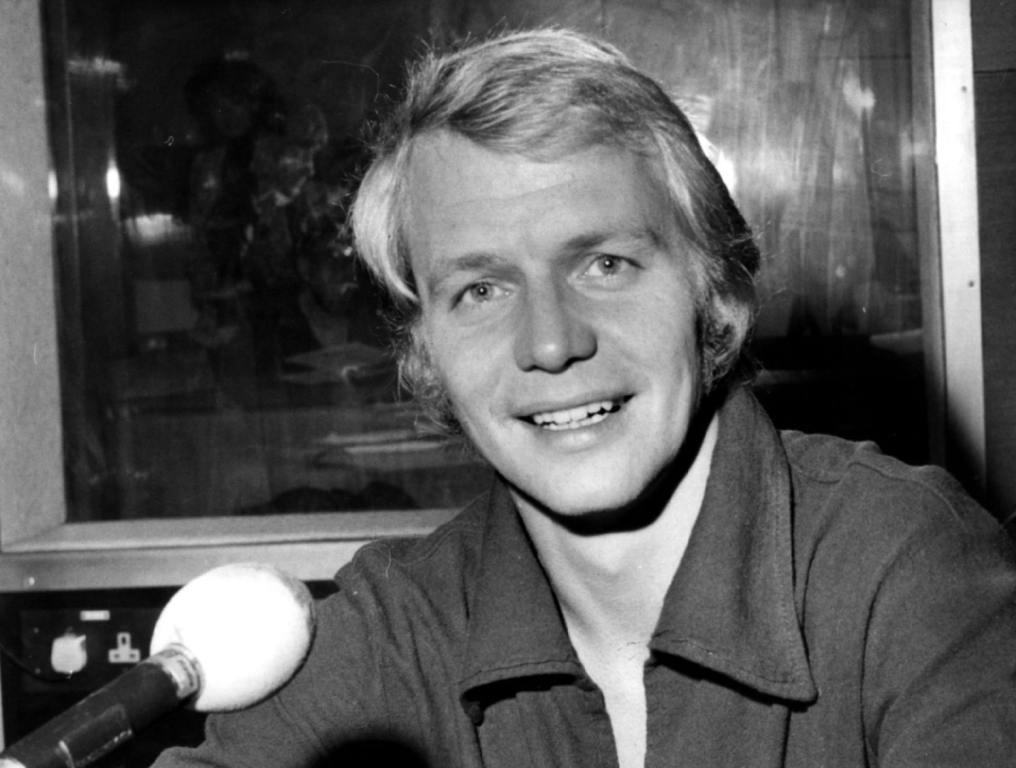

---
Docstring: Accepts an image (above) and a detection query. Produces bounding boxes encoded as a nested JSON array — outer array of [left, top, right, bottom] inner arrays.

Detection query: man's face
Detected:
[[404, 131, 702, 518]]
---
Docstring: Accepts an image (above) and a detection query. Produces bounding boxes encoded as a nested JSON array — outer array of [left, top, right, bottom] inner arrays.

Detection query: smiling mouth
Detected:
[[526, 399, 625, 431]]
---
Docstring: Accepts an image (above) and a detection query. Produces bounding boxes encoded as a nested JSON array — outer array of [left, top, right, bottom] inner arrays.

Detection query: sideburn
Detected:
[[399, 327, 464, 436]]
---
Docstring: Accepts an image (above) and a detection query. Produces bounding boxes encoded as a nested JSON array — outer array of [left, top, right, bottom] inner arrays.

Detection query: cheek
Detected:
[[630, 289, 698, 352], [639, 301, 703, 399]]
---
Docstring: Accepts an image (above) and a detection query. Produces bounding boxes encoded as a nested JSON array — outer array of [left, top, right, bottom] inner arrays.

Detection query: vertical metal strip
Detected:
[[931, 0, 986, 491]]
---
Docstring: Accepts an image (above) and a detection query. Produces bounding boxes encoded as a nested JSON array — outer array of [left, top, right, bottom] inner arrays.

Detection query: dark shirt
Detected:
[[155, 389, 1016, 767]]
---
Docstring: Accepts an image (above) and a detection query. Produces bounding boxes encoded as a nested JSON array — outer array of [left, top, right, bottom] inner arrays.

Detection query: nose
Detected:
[[513, 283, 597, 372]]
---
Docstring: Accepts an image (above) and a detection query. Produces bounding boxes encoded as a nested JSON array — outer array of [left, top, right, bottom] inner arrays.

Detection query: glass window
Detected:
[[46, 0, 494, 521], [44, 0, 933, 523]]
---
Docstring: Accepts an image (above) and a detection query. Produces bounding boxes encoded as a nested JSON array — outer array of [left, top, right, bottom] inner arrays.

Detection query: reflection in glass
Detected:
[[47, 0, 492, 521], [45, 0, 931, 521]]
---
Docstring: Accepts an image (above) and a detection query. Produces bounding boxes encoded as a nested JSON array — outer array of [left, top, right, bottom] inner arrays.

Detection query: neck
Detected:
[[515, 411, 718, 649]]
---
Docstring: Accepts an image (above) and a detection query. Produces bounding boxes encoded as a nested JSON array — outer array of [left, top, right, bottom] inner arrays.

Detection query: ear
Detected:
[[701, 292, 752, 389]]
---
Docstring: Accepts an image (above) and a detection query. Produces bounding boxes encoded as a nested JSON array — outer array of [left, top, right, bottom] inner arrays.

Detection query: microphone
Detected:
[[0, 563, 316, 768]]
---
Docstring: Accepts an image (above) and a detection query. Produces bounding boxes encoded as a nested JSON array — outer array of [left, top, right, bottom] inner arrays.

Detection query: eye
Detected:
[[584, 254, 632, 279], [457, 280, 505, 307]]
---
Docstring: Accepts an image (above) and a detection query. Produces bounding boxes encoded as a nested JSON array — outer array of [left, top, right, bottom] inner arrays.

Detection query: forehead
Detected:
[[401, 132, 675, 269]]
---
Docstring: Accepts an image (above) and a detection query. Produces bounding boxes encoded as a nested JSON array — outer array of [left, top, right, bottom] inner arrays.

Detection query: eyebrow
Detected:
[[559, 227, 665, 255]]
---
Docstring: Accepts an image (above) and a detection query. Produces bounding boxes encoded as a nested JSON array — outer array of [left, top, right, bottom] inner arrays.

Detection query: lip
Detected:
[[509, 394, 634, 454]]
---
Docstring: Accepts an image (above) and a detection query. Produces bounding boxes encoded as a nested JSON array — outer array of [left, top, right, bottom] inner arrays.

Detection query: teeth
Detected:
[[531, 400, 621, 430]]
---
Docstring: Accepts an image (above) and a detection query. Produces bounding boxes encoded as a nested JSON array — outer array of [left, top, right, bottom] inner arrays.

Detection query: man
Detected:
[[157, 28, 1016, 768]]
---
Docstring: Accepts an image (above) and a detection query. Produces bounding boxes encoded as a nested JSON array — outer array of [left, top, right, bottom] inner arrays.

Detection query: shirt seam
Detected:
[[791, 456, 977, 528]]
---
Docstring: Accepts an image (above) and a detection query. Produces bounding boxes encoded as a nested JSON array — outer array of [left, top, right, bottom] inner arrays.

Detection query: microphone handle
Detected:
[[0, 645, 201, 768]]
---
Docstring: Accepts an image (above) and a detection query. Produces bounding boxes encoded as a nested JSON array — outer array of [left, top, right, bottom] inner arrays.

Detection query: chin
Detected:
[[506, 464, 662, 520]]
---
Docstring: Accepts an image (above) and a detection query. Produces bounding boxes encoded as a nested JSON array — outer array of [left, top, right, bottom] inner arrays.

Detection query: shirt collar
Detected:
[[651, 388, 816, 702], [457, 481, 586, 722], [458, 388, 816, 720]]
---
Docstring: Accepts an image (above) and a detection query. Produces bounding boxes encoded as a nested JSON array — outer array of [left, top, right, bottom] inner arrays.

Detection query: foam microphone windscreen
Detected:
[[149, 562, 316, 711]]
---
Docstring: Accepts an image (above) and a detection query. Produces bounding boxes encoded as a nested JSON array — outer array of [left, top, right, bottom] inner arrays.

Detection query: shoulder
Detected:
[[320, 493, 491, 641], [345, 492, 488, 585], [781, 430, 1015, 622], [782, 430, 996, 543], [779, 434, 1016, 763]]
